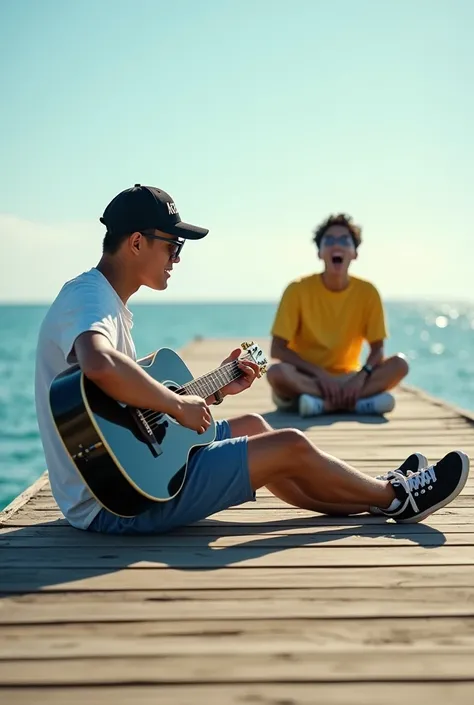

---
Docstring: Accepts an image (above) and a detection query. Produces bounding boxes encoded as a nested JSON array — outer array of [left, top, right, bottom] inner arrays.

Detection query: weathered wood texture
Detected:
[[1, 338, 474, 703]]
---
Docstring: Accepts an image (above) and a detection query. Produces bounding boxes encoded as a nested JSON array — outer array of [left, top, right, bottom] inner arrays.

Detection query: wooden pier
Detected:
[[1, 338, 474, 704]]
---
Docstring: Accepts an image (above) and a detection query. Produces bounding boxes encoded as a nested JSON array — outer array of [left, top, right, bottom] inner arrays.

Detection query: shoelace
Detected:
[[377, 468, 404, 482], [400, 466, 437, 513], [406, 466, 437, 491]]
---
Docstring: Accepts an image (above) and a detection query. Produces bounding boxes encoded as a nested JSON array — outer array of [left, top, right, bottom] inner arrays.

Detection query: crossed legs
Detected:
[[266, 355, 409, 409]]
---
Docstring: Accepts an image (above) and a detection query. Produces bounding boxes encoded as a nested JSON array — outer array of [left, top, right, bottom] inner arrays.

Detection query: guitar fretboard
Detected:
[[138, 350, 259, 430], [138, 351, 266, 431], [177, 358, 243, 398]]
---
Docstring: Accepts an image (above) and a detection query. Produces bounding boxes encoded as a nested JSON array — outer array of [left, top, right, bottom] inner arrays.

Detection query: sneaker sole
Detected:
[[396, 450, 470, 524]]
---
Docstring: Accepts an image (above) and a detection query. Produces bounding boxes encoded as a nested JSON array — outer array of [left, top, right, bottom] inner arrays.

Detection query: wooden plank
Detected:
[[1, 514, 67, 526], [1, 683, 473, 705], [0, 536, 474, 572], [3, 565, 474, 591], [5, 615, 474, 639], [201, 509, 474, 524], [3, 530, 474, 547], [0, 512, 474, 536], [5, 509, 474, 528], [3, 592, 474, 623], [4, 616, 474, 658], [29, 479, 474, 494], [295, 421, 471, 431], [3, 522, 474, 541], [2, 584, 474, 603], [0, 473, 48, 523], [17, 493, 474, 513], [2, 544, 474, 569], [2, 651, 474, 684], [298, 427, 474, 437], [403, 382, 474, 425]]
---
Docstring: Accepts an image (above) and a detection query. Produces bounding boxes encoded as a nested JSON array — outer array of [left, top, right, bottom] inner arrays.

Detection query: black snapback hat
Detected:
[[100, 184, 209, 239]]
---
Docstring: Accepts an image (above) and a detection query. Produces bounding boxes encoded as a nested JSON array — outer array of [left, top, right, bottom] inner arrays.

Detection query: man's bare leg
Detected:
[[247, 427, 395, 507], [267, 354, 409, 403], [229, 414, 370, 515], [359, 354, 409, 397], [266, 362, 325, 401]]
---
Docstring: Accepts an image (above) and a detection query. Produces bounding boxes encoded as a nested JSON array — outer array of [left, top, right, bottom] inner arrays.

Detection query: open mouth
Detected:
[[331, 255, 343, 265]]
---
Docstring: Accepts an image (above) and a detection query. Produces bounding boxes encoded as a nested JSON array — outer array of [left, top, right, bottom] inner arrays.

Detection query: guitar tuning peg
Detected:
[[241, 341, 250, 350]]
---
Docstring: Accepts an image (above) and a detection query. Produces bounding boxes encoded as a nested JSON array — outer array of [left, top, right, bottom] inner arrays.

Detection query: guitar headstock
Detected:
[[241, 341, 268, 376]]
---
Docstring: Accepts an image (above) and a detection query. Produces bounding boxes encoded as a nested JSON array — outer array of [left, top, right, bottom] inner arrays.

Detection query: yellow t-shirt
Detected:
[[271, 274, 388, 374]]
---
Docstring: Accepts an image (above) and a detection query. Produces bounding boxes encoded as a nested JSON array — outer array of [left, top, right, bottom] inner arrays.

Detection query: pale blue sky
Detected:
[[0, 0, 473, 302]]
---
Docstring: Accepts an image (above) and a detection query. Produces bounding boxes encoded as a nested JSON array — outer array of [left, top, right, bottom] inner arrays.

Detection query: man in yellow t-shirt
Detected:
[[267, 213, 409, 416]]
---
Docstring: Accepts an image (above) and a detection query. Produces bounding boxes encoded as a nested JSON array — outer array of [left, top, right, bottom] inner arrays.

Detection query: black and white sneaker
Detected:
[[380, 450, 470, 523], [369, 453, 428, 515]]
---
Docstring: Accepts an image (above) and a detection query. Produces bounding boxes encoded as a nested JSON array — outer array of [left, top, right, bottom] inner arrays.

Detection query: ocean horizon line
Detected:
[[1, 296, 473, 307]]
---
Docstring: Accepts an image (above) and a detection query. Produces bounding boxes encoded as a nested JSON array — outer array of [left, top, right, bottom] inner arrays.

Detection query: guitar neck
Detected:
[[178, 359, 243, 399]]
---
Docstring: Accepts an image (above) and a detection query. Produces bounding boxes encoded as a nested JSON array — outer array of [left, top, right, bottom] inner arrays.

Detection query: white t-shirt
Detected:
[[35, 268, 136, 529]]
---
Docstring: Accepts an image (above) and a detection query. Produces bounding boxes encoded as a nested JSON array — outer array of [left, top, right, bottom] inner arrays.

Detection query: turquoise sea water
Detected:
[[0, 301, 473, 511]]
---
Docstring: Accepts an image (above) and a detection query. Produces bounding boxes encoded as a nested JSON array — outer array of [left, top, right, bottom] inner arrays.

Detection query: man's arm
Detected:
[[363, 284, 388, 371], [74, 332, 212, 433], [271, 336, 326, 379], [363, 340, 385, 370]]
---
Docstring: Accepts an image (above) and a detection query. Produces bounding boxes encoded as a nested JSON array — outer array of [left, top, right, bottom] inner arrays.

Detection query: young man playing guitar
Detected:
[[35, 184, 469, 534]]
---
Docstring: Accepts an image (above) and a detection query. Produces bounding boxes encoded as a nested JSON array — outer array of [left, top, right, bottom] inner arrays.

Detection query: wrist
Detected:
[[162, 390, 182, 416], [361, 363, 373, 377]]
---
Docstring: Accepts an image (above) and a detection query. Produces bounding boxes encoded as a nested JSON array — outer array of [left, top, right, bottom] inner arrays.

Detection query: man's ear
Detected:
[[129, 231, 142, 254]]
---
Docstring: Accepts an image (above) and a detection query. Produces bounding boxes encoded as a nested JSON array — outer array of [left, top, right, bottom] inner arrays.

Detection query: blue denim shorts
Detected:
[[87, 420, 255, 535]]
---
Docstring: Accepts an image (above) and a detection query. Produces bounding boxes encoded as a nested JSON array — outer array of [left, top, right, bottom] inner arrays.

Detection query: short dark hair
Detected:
[[102, 228, 155, 255], [312, 213, 362, 249], [102, 231, 129, 255]]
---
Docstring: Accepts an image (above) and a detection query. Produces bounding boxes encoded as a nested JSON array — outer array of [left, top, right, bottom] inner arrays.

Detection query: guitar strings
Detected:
[[141, 354, 252, 427], [141, 358, 243, 425]]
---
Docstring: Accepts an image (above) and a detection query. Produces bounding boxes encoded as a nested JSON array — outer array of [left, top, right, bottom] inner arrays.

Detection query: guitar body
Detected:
[[49, 348, 216, 517]]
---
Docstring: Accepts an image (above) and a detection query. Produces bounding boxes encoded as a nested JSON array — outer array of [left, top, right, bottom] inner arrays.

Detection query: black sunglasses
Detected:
[[139, 232, 185, 260]]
